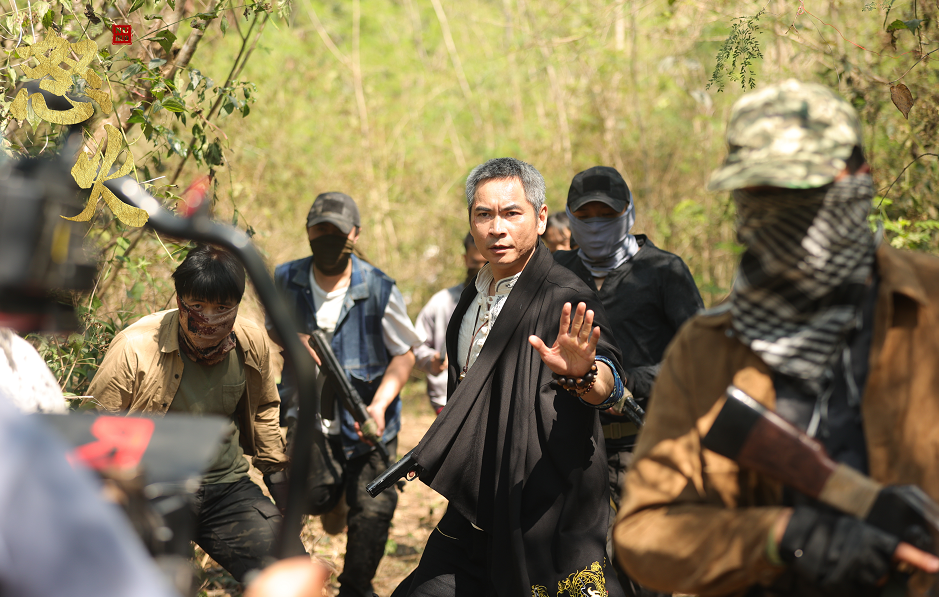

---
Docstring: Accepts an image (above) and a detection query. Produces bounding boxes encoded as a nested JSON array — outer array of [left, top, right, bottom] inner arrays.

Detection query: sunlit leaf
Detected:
[[162, 97, 187, 113], [152, 30, 176, 55], [890, 83, 914, 119]]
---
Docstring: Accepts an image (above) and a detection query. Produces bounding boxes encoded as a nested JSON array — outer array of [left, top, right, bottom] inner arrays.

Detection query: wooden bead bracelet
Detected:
[[552, 363, 599, 397]]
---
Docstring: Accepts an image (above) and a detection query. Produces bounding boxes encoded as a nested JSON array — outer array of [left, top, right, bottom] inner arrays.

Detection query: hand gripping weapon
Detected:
[[703, 386, 939, 552], [307, 329, 392, 466]]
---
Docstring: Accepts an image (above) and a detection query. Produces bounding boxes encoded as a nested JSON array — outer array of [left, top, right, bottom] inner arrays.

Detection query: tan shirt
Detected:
[[88, 309, 287, 474], [614, 244, 939, 597]]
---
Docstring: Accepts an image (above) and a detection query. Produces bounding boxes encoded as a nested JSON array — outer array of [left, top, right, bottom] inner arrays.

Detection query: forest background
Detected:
[[1, 0, 937, 397]]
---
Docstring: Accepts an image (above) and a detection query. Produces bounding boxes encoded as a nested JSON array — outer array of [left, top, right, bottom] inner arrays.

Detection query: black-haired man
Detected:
[[272, 192, 423, 597], [89, 244, 298, 582], [413, 233, 487, 414], [543, 211, 572, 252]]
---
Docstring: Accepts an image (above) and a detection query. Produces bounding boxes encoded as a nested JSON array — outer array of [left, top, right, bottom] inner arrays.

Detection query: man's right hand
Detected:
[[297, 333, 321, 366], [429, 352, 447, 375], [775, 506, 939, 597]]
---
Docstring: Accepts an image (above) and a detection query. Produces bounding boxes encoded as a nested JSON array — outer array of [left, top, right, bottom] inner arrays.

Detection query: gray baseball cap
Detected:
[[306, 192, 361, 234], [707, 79, 863, 191], [567, 166, 631, 212]]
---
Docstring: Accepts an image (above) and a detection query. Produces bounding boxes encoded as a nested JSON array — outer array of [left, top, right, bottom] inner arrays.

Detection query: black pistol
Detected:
[[367, 449, 421, 497]]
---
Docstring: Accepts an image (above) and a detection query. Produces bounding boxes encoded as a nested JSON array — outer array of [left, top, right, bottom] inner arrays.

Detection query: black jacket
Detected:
[[555, 235, 703, 444], [414, 242, 626, 597]]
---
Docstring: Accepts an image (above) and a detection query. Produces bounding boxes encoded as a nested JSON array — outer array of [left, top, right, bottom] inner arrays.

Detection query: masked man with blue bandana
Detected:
[[270, 192, 423, 597], [553, 166, 703, 596]]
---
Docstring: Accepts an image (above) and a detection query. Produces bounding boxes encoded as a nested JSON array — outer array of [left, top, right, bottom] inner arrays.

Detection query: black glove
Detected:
[[263, 471, 290, 516], [779, 505, 899, 597], [867, 485, 936, 553]]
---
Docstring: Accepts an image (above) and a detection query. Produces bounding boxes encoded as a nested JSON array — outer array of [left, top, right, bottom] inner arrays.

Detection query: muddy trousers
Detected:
[[306, 435, 399, 597], [190, 476, 303, 582]]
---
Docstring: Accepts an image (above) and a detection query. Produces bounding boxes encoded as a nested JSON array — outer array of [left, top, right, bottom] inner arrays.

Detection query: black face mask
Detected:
[[309, 235, 355, 276]]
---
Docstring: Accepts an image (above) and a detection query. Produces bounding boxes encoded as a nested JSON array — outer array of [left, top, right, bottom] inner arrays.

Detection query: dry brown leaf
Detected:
[[891, 83, 914, 119]]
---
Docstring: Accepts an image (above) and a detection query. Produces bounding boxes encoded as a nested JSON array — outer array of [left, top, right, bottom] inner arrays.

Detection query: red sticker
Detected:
[[70, 416, 155, 471], [112, 24, 132, 45]]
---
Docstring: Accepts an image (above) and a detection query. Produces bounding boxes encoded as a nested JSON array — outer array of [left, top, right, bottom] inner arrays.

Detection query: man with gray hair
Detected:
[[392, 157, 627, 597], [614, 80, 939, 597]]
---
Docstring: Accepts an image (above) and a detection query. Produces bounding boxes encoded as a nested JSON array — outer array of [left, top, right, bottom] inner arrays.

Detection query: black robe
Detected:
[[413, 242, 627, 597]]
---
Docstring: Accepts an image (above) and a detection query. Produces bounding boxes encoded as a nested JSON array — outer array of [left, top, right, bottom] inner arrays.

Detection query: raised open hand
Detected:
[[528, 302, 599, 378]]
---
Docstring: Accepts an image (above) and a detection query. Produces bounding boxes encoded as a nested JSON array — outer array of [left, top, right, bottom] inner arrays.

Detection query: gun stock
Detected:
[[703, 386, 939, 541]]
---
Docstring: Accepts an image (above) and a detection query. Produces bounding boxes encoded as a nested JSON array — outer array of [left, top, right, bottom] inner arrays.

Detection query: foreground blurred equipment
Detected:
[[0, 144, 179, 597], [0, 148, 94, 413], [0, 140, 96, 334], [614, 80, 939, 597], [0, 390, 182, 597]]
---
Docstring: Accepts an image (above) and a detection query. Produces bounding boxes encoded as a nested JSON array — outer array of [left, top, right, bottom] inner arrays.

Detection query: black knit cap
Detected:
[[306, 192, 361, 234], [567, 166, 630, 212]]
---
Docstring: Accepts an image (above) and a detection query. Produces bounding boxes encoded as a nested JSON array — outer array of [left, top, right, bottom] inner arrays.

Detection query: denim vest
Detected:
[[273, 254, 401, 459]]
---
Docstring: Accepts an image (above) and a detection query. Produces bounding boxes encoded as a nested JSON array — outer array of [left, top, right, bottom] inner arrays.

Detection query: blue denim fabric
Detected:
[[272, 255, 401, 459]]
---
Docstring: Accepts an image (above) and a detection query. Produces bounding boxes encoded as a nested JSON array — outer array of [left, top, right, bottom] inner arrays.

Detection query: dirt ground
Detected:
[[195, 382, 445, 597]]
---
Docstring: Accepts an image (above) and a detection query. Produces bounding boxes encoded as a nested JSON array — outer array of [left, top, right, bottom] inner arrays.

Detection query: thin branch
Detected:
[[304, 0, 349, 67], [877, 153, 939, 206], [170, 12, 267, 185], [428, 0, 473, 102], [889, 48, 939, 84]]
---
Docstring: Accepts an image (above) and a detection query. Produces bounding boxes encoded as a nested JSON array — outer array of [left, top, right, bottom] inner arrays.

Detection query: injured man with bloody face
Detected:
[[88, 244, 303, 582]]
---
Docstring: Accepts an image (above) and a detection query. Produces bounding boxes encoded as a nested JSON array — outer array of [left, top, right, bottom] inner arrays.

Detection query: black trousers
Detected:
[[606, 447, 668, 597], [391, 507, 496, 597], [306, 435, 399, 597], [190, 476, 300, 582]]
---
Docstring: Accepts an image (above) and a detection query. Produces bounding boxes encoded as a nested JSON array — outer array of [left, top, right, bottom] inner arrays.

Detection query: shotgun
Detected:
[[702, 385, 939, 548]]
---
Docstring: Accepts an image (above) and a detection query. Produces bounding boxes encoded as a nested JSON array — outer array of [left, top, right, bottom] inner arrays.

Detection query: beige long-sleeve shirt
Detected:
[[87, 309, 287, 474]]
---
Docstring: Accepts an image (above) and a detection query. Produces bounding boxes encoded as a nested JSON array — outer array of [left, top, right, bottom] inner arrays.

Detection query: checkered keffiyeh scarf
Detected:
[[731, 174, 876, 393]]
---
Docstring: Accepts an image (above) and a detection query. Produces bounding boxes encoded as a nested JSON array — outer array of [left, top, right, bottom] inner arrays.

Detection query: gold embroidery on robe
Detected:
[[532, 560, 608, 597]]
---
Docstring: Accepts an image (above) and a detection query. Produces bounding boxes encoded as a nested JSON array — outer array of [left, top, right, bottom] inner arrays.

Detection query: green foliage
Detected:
[[1, 0, 279, 389], [707, 9, 764, 91], [706, 2, 939, 253]]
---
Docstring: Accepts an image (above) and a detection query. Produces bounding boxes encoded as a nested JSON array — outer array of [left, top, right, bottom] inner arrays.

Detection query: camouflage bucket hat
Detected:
[[707, 80, 863, 192]]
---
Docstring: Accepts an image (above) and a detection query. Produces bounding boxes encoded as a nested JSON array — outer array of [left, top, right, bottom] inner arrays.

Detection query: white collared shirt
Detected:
[[456, 263, 521, 376]]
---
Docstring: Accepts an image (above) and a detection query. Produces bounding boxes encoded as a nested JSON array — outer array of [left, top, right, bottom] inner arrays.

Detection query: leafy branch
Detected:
[[707, 9, 764, 92]]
